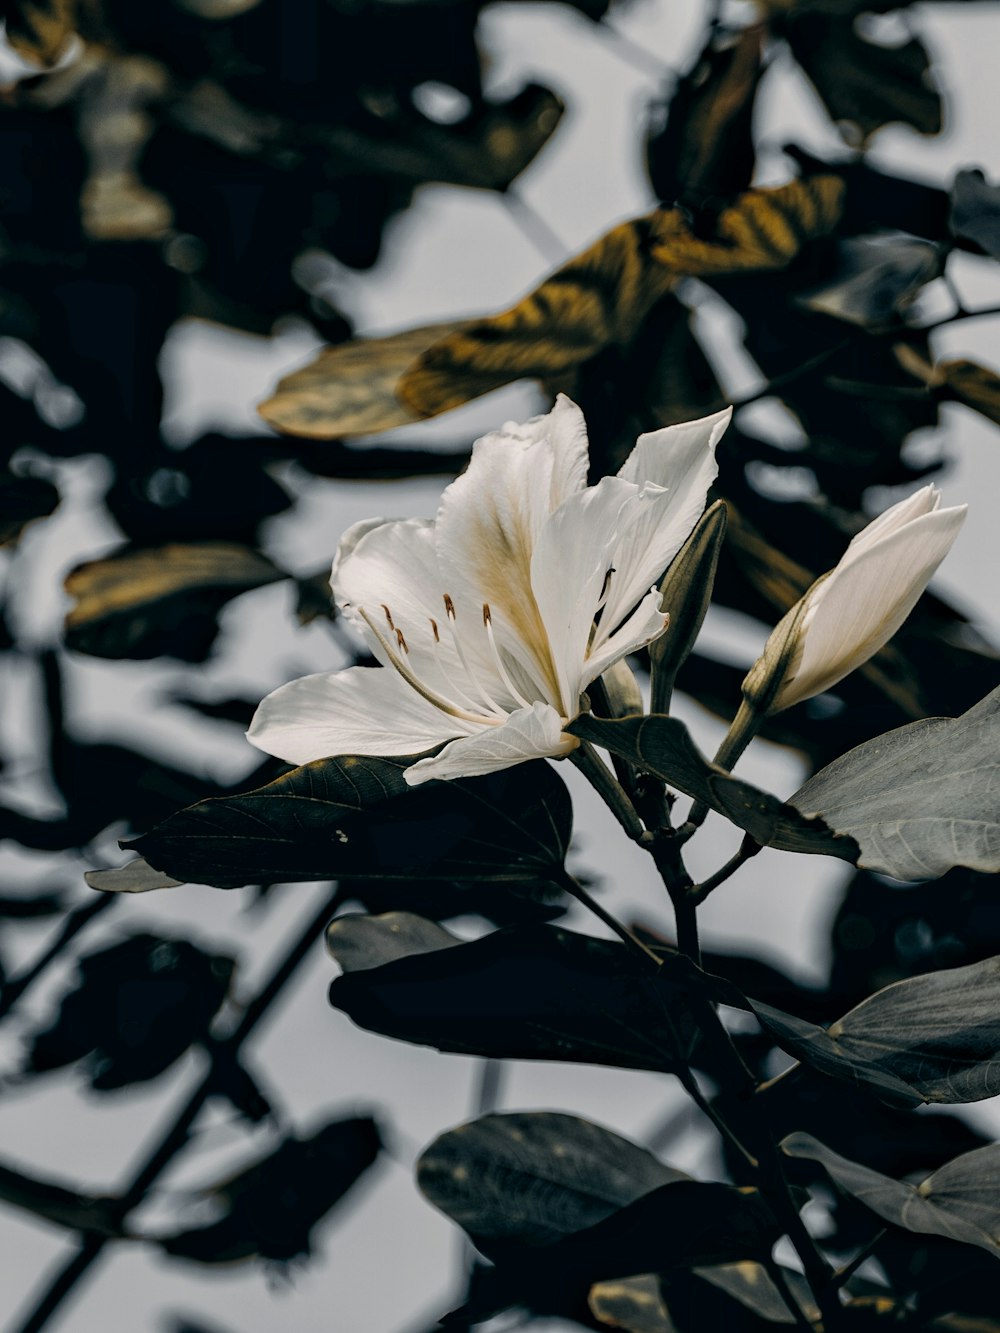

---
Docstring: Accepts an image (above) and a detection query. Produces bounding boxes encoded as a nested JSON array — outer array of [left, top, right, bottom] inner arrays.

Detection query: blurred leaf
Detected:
[[330, 923, 718, 1075], [792, 684, 1000, 880], [777, 12, 941, 142], [418, 1111, 686, 1250], [158, 1117, 380, 1264], [589, 1273, 677, 1332], [797, 235, 941, 327], [783, 1132, 1000, 1258], [105, 436, 293, 546], [646, 25, 763, 208], [0, 469, 59, 546], [26, 933, 235, 1090], [326, 910, 462, 972], [257, 320, 468, 438], [64, 541, 284, 662], [645, 176, 845, 277], [829, 865, 1000, 1004], [0, 1157, 124, 1238], [569, 714, 855, 859], [896, 348, 1000, 427], [294, 567, 336, 625], [950, 168, 1000, 260], [1, 0, 77, 65], [755, 954, 1000, 1107], [399, 179, 843, 419], [691, 1261, 819, 1325], [122, 755, 572, 890]]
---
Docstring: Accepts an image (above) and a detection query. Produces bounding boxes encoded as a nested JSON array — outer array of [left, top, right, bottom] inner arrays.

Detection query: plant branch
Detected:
[[555, 867, 663, 967], [690, 835, 762, 905], [570, 741, 648, 843], [11, 884, 345, 1333], [831, 1229, 887, 1290], [0, 893, 116, 1023]]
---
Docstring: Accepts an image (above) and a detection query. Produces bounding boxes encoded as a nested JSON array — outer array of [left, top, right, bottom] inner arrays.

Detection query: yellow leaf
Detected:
[[257, 320, 471, 439]]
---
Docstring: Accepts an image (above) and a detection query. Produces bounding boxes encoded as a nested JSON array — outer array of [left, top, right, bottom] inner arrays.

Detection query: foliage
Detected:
[[1, 0, 1000, 1332]]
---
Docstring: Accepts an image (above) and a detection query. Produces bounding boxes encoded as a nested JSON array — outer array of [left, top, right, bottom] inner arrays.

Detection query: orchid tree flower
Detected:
[[746, 484, 967, 715], [248, 395, 731, 785]]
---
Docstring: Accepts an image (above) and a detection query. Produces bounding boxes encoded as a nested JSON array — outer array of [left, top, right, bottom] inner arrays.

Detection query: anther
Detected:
[[482, 603, 492, 626], [429, 618, 440, 643], [381, 603, 395, 630], [443, 593, 456, 619], [395, 627, 408, 653]]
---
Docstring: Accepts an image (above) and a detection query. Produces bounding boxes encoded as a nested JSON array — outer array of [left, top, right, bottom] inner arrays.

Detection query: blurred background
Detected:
[[0, 0, 999, 1330]]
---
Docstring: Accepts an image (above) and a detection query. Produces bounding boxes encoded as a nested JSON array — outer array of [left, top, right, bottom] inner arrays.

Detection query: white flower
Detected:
[[248, 396, 730, 785], [754, 484, 967, 713]]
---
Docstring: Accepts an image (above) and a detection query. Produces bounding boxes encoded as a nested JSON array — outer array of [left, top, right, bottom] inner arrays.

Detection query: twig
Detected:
[[555, 867, 663, 967], [10, 885, 345, 1333], [0, 893, 116, 1023], [690, 835, 762, 905], [831, 1229, 887, 1290]]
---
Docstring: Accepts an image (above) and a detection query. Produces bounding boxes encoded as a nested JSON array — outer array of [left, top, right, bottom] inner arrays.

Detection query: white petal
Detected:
[[433, 400, 590, 704], [599, 410, 728, 633], [583, 587, 668, 688], [247, 666, 471, 766], [404, 702, 574, 785], [839, 484, 940, 568], [333, 516, 508, 709], [777, 504, 967, 709], [529, 475, 635, 713], [617, 407, 730, 489]]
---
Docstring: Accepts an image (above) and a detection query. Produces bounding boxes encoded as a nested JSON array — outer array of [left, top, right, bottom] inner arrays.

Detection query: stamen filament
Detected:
[[359, 607, 498, 727], [442, 594, 508, 719], [483, 604, 534, 710]]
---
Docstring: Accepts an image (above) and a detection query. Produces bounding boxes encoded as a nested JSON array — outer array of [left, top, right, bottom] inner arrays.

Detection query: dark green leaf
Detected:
[[418, 1111, 686, 1250], [755, 955, 1000, 1107], [792, 684, 1000, 880], [783, 1132, 1000, 1258], [568, 714, 855, 859], [123, 754, 572, 890], [326, 910, 461, 972], [329, 923, 710, 1074], [446, 1181, 779, 1326]]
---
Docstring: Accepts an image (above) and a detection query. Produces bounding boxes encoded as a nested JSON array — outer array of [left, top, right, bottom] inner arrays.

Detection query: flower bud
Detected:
[[743, 485, 966, 715]]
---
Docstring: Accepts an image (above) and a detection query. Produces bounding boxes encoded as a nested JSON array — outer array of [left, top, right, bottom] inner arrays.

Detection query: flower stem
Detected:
[[570, 741, 647, 843], [683, 697, 763, 835]]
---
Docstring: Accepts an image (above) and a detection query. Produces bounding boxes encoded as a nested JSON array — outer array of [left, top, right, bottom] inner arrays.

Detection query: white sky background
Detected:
[[1, 1, 1000, 1330]]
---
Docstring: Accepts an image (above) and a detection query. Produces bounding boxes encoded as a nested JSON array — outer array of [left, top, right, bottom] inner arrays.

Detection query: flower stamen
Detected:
[[441, 594, 508, 720], [483, 603, 534, 711], [358, 607, 496, 726]]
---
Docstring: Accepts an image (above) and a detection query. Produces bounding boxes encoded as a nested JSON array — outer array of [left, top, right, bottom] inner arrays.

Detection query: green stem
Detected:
[[570, 741, 647, 843], [684, 697, 763, 834]]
